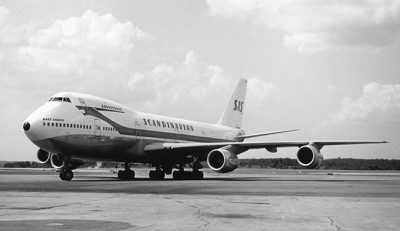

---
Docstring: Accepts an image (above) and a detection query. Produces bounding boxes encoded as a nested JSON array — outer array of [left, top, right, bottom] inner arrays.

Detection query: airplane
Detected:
[[23, 79, 387, 181]]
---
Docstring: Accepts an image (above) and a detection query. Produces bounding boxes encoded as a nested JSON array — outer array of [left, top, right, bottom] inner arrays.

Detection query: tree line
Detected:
[[2, 158, 400, 170], [239, 158, 400, 170]]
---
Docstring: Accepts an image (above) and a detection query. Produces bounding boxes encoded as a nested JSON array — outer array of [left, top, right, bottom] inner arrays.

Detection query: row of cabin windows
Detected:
[[101, 104, 122, 112], [48, 97, 72, 103], [43, 122, 91, 130], [103, 127, 116, 131]]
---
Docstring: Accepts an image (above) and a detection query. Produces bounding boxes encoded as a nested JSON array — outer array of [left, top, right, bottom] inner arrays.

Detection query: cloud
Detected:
[[206, 0, 400, 52], [126, 51, 275, 121], [330, 82, 400, 123], [0, 7, 9, 25], [0, 9, 149, 75], [248, 77, 278, 106], [28, 10, 148, 50]]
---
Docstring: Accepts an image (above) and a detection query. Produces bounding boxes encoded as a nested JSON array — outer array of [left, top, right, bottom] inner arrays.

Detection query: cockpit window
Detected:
[[50, 97, 71, 103], [48, 97, 53, 102]]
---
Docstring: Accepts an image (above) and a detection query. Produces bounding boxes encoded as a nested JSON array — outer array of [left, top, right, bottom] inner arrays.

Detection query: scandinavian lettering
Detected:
[[141, 117, 195, 132]]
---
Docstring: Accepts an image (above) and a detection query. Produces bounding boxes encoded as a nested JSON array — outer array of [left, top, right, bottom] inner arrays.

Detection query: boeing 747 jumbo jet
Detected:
[[23, 79, 386, 181]]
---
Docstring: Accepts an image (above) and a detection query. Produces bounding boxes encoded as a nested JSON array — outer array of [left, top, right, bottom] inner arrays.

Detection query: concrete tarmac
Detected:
[[0, 168, 399, 230]]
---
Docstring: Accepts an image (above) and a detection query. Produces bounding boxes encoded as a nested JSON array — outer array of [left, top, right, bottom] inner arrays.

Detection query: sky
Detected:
[[0, 0, 399, 161]]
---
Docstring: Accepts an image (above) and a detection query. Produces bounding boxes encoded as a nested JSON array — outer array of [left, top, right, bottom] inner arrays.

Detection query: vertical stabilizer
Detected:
[[217, 79, 247, 128]]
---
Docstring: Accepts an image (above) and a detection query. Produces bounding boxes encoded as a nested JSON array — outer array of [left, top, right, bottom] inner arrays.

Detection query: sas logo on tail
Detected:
[[233, 100, 244, 112]]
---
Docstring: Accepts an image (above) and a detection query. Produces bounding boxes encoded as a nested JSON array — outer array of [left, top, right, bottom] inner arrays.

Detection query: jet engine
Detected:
[[50, 154, 64, 168], [37, 149, 50, 163], [296, 145, 323, 169], [207, 149, 239, 173], [50, 154, 85, 169]]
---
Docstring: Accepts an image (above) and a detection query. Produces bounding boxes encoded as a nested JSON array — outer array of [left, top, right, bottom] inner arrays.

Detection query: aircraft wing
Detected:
[[144, 140, 387, 155]]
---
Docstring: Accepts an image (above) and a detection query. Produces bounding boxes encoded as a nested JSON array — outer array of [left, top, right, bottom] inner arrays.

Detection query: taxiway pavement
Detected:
[[0, 168, 399, 230]]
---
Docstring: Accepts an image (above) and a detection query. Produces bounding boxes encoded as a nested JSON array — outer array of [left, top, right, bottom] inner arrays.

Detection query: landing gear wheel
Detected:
[[149, 170, 165, 180], [172, 171, 204, 180], [117, 170, 135, 180], [59, 168, 74, 181], [193, 171, 204, 180]]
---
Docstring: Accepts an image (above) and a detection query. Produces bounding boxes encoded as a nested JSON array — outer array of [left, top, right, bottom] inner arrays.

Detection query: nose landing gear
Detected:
[[59, 168, 74, 181], [58, 156, 74, 181]]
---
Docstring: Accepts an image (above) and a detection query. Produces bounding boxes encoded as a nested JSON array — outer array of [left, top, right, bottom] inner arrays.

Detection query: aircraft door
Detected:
[[135, 121, 141, 141], [94, 119, 101, 137], [175, 128, 180, 142]]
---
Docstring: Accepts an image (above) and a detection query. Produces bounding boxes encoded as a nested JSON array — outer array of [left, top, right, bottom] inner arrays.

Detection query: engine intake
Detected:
[[37, 149, 50, 163], [207, 149, 239, 173], [50, 154, 64, 168], [296, 145, 323, 169], [49, 154, 85, 169]]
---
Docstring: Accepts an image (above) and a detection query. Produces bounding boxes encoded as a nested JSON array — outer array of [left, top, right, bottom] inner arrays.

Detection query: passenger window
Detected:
[[47, 122, 50, 126], [63, 123, 66, 127], [43, 122, 46, 126]]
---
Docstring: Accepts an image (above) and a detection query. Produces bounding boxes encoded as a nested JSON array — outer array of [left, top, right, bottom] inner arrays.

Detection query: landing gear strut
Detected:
[[117, 162, 135, 180], [59, 156, 74, 181], [149, 165, 165, 180]]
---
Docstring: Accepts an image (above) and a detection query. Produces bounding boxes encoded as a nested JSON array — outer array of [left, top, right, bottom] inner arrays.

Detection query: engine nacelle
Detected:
[[37, 149, 50, 163], [207, 149, 239, 173], [296, 145, 324, 169], [50, 154, 64, 168], [50, 154, 85, 169]]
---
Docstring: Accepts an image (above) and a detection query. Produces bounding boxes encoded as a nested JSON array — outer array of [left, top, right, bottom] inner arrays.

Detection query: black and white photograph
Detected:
[[0, 0, 399, 230]]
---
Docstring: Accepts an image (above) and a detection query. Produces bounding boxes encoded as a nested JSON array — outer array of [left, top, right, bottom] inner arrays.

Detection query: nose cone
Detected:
[[23, 122, 31, 131], [23, 117, 42, 141], [23, 104, 49, 141]]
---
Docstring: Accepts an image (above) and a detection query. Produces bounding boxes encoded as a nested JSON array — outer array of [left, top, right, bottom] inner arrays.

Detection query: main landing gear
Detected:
[[117, 162, 135, 180], [172, 170, 204, 180], [172, 161, 204, 180], [149, 165, 165, 180]]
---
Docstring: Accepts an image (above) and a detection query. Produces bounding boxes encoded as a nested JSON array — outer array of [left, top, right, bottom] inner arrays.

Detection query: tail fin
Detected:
[[217, 79, 247, 128]]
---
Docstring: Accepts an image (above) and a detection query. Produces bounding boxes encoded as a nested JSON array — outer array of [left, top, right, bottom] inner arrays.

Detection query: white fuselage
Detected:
[[24, 92, 243, 163]]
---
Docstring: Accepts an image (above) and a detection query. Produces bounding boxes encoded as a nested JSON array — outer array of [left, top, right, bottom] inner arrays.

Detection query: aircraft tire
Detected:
[[128, 170, 135, 180], [194, 171, 204, 180], [60, 169, 73, 181], [173, 171, 203, 180], [118, 170, 135, 180], [117, 170, 124, 179], [149, 170, 165, 180], [172, 171, 183, 180]]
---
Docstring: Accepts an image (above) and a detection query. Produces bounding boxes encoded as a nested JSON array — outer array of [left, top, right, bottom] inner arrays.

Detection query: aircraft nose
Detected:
[[23, 122, 31, 131]]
